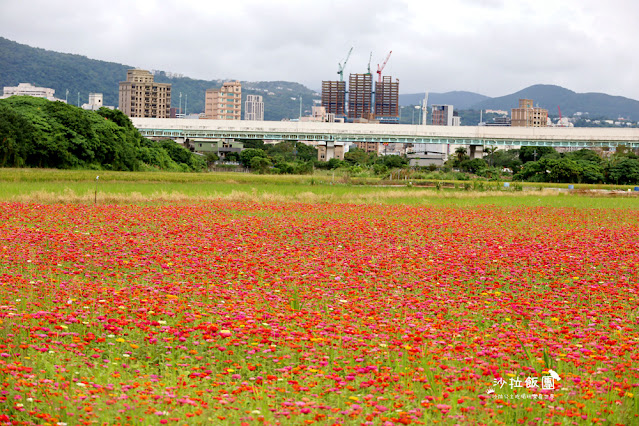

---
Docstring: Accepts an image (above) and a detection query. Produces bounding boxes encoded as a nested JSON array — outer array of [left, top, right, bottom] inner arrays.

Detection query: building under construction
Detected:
[[321, 81, 346, 118], [374, 76, 399, 123], [348, 73, 373, 120], [321, 49, 399, 123]]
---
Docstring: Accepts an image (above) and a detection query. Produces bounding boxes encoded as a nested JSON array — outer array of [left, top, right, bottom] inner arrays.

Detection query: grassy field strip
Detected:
[[1, 168, 639, 191]]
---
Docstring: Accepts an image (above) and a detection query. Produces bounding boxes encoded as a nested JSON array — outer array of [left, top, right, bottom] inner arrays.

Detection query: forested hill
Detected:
[[0, 96, 205, 171], [471, 85, 639, 121], [0, 37, 319, 120]]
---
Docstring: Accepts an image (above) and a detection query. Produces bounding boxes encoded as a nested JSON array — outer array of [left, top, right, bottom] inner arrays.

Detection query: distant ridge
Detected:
[[471, 84, 639, 121], [401, 85, 639, 121]]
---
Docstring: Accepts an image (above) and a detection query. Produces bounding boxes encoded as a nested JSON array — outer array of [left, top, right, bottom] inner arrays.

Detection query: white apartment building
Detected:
[[244, 94, 264, 121], [1, 83, 64, 102]]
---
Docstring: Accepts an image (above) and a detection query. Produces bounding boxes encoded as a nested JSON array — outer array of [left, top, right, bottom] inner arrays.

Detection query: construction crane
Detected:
[[376, 50, 392, 83], [337, 47, 353, 82], [367, 52, 373, 75]]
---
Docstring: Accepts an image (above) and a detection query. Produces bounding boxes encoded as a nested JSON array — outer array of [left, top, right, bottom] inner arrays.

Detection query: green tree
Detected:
[[205, 152, 219, 167], [382, 155, 408, 169], [490, 149, 522, 172], [250, 155, 272, 173], [225, 152, 240, 162], [454, 147, 468, 163], [327, 158, 343, 170], [519, 146, 557, 163], [460, 158, 487, 174], [565, 149, 602, 164], [241, 139, 266, 150], [579, 162, 605, 183], [484, 146, 498, 167], [548, 158, 582, 183], [239, 148, 267, 166], [344, 147, 377, 166], [0, 104, 32, 167], [513, 160, 546, 182], [606, 158, 639, 184]]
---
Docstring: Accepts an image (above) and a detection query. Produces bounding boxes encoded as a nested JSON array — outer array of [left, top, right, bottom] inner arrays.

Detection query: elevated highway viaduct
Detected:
[[132, 118, 639, 158]]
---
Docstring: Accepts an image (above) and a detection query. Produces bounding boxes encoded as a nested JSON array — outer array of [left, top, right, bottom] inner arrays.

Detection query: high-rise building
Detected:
[[348, 73, 373, 120], [244, 94, 264, 121], [452, 111, 461, 126], [374, 76, 399, 123], [118, 69, 171, 118], [204, 81, 242, 120], [432, 105, 455, 126], [321, 81, 346, 118], [511, 99, 548, 127]]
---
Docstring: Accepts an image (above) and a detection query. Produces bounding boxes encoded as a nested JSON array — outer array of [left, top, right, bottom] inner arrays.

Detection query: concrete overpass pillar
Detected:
[[469, 145, 483, 160]]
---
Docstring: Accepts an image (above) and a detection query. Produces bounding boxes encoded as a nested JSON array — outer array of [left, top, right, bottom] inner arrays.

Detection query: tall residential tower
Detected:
[[204, 81, 242, 120], [244, 94, 264, 121], [511, 99, 548, 127], [118, 69, 171, 118]]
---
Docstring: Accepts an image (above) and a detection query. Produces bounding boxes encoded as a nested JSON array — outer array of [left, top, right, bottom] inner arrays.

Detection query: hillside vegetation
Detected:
[[0, 96, 204, 171]]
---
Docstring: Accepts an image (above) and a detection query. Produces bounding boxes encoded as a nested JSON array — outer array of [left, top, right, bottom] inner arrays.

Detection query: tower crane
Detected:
[[337, 47, 353, 82], [376, 50, 392, 83], [367, 51, 373, 75]]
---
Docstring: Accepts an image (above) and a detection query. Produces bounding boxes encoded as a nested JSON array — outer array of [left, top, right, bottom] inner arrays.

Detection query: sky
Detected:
[[2, 0, 638, 99]]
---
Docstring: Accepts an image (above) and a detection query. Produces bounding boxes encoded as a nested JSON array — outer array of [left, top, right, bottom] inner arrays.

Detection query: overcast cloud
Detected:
[[1, 0, 638, 99]]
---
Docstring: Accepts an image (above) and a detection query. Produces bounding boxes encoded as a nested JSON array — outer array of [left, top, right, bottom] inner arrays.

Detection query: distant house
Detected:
[[81, 93, 114, 111], [186, 139, 243, 159]]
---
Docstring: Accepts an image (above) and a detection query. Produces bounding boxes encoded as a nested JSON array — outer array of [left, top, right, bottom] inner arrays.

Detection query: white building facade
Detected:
[[1, 83, 64, 102], [244, 95, 264, 121]]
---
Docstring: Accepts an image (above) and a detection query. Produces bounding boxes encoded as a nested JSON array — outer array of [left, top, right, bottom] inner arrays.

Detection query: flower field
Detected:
[[0, 201, 638, 425]]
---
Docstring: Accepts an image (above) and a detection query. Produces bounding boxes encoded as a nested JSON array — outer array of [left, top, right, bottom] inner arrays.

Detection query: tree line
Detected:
[[449, 145, 639, 184], [0, 96, 205, 171], [218, 141, 408, 176]]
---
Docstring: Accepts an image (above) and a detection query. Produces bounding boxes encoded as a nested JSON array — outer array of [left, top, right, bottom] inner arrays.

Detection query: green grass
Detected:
[[1, 168, 639, 209]]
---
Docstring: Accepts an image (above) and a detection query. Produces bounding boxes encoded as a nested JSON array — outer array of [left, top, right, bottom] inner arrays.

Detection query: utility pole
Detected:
[[185, 94, 188, 116], [77, 92, 80, 107], [299, 95, 302, 119], [179, 92, 182, 116]]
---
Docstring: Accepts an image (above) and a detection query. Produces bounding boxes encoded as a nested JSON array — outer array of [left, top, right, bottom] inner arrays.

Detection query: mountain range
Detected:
[[2, 36, 639, 121], [400, 86, 639, 121]]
